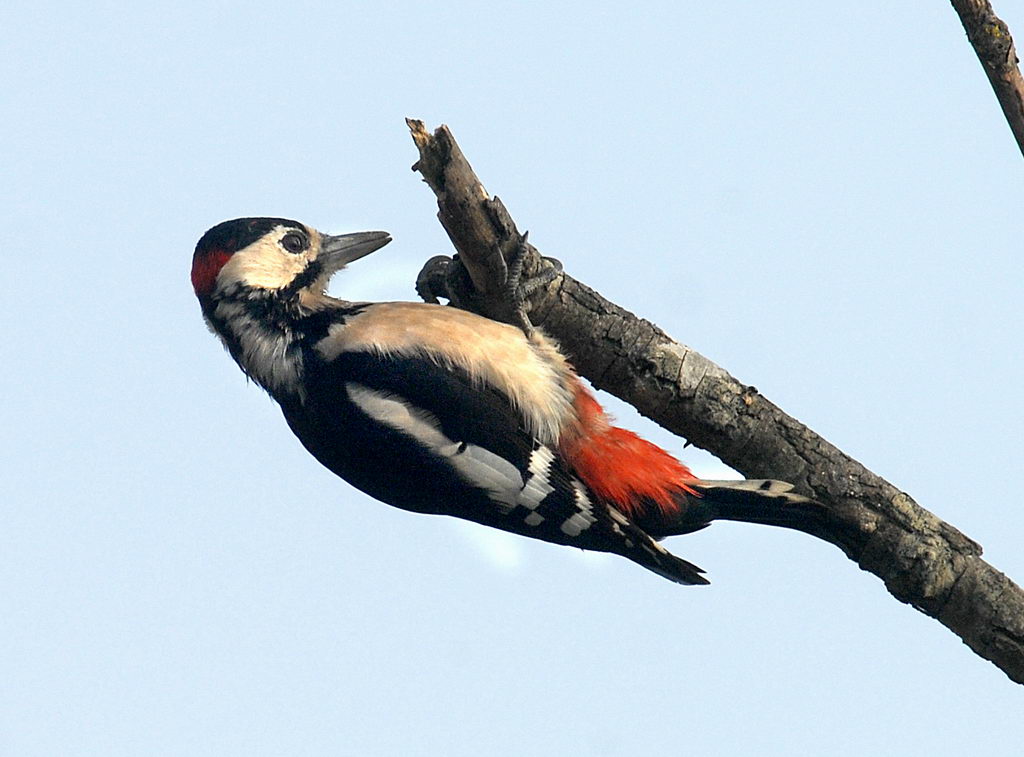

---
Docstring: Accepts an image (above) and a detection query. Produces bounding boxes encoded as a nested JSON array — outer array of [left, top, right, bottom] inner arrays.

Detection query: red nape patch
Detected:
[[561, 381, 699, 518], [191, 249, 232, 296]]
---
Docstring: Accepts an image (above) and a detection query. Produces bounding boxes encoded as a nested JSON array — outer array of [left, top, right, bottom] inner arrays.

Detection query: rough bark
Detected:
[[951, 0, 1024, 157], [406, 119, 1024, 685]]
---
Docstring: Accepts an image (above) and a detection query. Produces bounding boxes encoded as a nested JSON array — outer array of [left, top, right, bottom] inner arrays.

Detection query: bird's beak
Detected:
[[319, 231, 392, 273]]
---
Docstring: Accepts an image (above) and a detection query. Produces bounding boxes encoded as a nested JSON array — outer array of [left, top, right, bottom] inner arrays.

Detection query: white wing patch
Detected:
[[454, 444, 524, 508], [346, 383, 525, 512]]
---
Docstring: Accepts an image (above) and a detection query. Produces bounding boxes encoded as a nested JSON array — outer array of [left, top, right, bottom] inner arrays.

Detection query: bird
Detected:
[[191, 216, 814, 584]]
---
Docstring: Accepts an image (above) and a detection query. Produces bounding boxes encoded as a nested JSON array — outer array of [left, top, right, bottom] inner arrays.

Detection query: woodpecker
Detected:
[[192, 217, 812, 584]]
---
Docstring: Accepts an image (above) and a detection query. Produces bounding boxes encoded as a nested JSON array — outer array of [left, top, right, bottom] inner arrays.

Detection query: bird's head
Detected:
[[191, 217, 391, 308]]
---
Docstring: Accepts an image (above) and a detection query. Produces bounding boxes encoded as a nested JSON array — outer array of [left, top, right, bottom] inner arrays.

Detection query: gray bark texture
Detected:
[[406, 118, 1024, 685], [951, 0, 1024, 157]]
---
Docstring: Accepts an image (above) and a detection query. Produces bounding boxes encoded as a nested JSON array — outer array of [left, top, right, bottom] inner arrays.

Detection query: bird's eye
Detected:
[[281, 231, 308, 254]]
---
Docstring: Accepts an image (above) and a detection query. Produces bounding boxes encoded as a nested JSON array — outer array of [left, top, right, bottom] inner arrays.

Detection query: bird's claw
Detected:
[[505, 232, 562, 336], [415, 254, 477, 309], [416, 236, 562, 338], [415, 255, 454, 304]]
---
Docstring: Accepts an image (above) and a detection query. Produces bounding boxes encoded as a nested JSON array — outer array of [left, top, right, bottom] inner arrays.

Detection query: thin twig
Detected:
[[951, 0, 1024, 157]]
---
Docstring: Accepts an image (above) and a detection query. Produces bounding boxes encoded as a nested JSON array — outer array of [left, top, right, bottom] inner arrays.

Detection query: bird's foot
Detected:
[[415, 254, 476, 308], [415, 235, 562, 337], [504, 232, 562, 336]]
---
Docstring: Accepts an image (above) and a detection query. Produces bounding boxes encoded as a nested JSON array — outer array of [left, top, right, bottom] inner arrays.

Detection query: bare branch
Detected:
[[406, 119, 1024, 685], [951, 0, 1024, 157]]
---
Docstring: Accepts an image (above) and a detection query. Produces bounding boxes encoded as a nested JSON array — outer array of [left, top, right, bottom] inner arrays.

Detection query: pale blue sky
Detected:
[[3, 2, 1023, 754]]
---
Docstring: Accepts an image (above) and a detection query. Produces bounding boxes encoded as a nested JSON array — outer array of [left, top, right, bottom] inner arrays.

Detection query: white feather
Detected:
[[345, 383, 526, 512]]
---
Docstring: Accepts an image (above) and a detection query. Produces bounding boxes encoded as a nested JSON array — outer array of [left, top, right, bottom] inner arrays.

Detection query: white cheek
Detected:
[[217, 243, 313, 291]]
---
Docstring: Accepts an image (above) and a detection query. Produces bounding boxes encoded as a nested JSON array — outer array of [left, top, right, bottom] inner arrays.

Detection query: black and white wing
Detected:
[[286, 347, 707, 584]]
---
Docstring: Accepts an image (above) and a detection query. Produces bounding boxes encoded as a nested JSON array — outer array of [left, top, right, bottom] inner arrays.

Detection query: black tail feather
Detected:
[[606, 507, 710, 585], [648, 479, 826, 538]]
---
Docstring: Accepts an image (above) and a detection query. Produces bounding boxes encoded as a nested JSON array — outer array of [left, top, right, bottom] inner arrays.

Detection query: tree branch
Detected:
[[951, 0, 1024, 157], [406, 118, 1024, 685]]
